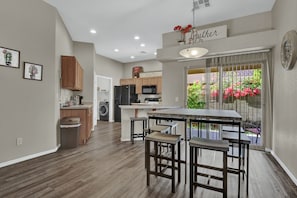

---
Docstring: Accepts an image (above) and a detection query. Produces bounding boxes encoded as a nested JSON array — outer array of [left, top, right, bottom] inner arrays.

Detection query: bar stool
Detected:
[[144, 125, 171, 134], [157, 121, 178, 134], [130, 117, 148, 144], [222, 131, 250, 196], [189, 137, 229, 198], [145, 132, 181, 193]]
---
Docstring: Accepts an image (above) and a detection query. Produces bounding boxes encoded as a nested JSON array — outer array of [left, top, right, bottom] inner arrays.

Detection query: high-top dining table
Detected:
[[147, 108, 244, 198]]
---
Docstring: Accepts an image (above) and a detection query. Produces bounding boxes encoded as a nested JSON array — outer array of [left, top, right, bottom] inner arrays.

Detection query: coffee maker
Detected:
[[77, 95, 83, 105]]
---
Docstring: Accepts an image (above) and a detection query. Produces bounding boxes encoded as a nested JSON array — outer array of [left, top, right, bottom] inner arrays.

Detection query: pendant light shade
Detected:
[[179, 0, 208, 59], [179, 47, 208, 58]]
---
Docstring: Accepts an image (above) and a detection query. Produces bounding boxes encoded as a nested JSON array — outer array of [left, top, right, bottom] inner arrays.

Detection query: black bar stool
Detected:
[[130, 117, 148, 144], [189, 137, 229, 198], [145, 132, 181, 193]]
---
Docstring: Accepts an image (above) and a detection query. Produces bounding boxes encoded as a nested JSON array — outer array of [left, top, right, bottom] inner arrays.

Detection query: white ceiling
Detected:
[[45, 0, 276, 63]]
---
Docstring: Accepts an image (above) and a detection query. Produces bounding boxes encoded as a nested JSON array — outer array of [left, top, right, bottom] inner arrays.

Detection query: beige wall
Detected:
[[73, 42, 95, 104], [95, 54, 124, 86], [55, 10, 75, 144], [272, 0, 297, 182], [0, 0, 58, 163], [123, 60, 162, 79]]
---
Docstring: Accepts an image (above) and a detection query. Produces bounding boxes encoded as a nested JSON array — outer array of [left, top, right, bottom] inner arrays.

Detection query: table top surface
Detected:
[[147, 108, 242, 120]]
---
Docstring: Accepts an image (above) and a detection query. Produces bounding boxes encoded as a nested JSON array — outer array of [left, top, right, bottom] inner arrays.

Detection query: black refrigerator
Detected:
[[114, 85, 138, 122]]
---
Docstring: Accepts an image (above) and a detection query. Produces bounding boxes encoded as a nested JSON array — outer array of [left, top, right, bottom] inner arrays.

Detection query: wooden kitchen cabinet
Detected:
[[142, 76, 162, 93], [120, 78, 135, 85], [61, 56, 84, 91], [60, 106, 93, 145], [156, 76, 162, 94], [120, 76, 162, 94], [135, 78, 142, 94]]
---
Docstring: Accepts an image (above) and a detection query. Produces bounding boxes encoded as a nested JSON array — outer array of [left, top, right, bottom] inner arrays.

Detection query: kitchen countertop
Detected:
[[60, 104, 93, 110]]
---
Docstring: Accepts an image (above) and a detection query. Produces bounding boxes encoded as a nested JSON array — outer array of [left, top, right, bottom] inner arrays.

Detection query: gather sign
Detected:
[[185, 25, 227, 43]]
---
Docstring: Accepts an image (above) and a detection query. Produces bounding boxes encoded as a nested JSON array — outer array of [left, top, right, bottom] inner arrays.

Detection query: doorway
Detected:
[[96, 75, 112, 122], [187, 64, 263, 147]]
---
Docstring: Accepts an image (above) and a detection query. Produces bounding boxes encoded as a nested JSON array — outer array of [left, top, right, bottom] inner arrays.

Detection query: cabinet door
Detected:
[[75, 62, 83, 90], [60, 109, 87, 144], [120, 78, 136, 85], [156, 77, 162, 93], [61, 56, 83, 91], [142, 77, 158, 86], [86, 107, 93, 140], [135, 78, 142, 94]]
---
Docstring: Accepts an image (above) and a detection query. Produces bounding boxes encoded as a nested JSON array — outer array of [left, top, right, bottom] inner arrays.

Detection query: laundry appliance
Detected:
[[99, 101, 109, 121]]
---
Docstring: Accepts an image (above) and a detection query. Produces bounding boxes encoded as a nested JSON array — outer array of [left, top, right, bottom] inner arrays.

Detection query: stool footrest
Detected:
[[196, 172, 223, 181], [193, 182, 224, 193], [195, 163, 225, 172]]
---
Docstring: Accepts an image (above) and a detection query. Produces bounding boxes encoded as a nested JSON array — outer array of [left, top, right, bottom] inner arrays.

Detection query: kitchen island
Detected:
[[119, 104, 179, 141]]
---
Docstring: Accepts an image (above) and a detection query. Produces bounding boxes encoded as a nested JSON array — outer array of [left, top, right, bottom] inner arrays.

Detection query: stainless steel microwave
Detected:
[[142, 85, 157, 94]]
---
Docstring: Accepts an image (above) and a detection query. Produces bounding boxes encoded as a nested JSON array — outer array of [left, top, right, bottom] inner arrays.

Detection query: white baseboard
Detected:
[[270, 150, 297, 186], [0, 145, 60, 168]]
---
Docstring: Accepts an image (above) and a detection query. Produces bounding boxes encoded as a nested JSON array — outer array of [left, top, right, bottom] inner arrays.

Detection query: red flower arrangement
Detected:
[[174, 24, 193, 33], [174, 24, 193, 43]]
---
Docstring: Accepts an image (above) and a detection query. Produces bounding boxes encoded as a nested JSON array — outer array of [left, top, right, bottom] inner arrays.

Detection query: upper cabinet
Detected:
[[120, 76, 162, 94], [61, 56, 84, 91], [120, 78, 136, 86]]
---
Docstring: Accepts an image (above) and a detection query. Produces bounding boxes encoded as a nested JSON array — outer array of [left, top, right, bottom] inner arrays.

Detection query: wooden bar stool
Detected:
[[130, 117, 148, 144], [189, 137, 229, 198], [145, 132, 181, 193]]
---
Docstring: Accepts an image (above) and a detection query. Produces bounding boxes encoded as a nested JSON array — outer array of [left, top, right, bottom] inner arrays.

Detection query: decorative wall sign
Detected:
[[185, 25, 227, 44], [280, 30, 297, 70], [0, 46, 20, 68], [23, 62, 43, 81]]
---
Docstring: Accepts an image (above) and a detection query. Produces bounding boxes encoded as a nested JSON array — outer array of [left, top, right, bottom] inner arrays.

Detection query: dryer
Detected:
[[99, 101, 109, 121]]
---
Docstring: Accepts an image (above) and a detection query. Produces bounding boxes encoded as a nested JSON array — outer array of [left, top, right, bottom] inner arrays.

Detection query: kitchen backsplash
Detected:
[[60, 88, 73, 105]]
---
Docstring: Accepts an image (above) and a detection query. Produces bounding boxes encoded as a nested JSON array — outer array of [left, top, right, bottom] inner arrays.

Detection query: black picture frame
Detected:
[[0, 46, 20, 68], [23, 62, 43, 81]]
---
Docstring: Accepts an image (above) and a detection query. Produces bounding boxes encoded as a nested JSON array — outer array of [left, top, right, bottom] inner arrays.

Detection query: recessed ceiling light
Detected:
[[134, 36, 140, 40], [140, 43, 145, 47], [114, 49, 119, 52], [130, 56, 135, 59], [154, 52, 157, 55], [90, 29, 97, 34]]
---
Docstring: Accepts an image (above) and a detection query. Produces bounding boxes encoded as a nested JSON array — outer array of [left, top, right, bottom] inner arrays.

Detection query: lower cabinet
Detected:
[[60, 106, 93, 144]]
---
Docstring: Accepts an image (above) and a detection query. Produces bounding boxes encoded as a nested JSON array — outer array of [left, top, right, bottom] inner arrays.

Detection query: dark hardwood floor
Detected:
[[0, 121, 296, 198]]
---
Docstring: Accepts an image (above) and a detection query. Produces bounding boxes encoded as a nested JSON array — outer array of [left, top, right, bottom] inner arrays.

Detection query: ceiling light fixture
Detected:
[[140, 43, 145, 47], [179, 0, 208, 59], [130, 56, 135, 59], [134, 36, 140, 40], [90, 29, 97, 34], [114, 49, 119, 52]]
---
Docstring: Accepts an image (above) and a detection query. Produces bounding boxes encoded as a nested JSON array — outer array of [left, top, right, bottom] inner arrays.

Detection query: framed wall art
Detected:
[[0, 46, 20, 68], [23, 62, 43, 81]]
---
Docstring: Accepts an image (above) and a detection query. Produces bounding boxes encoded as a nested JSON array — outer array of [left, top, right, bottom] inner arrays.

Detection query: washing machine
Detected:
[[99, 101, 109, 121]]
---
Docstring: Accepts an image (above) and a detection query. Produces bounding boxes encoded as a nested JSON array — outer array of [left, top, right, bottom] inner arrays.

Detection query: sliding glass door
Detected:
[[187, 64, 263, 147]]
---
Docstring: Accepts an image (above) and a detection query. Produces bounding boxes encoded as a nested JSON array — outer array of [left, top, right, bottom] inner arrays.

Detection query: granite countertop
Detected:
[[119, 104, 180, 110], [60, 104, 93, 110]]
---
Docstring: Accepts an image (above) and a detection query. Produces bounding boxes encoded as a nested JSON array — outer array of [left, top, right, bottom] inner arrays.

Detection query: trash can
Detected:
[[60, 117, 81, 149]]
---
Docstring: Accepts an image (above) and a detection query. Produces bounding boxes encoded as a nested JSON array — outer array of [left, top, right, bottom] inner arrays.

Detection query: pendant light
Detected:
[[179, 0, 208, 59]]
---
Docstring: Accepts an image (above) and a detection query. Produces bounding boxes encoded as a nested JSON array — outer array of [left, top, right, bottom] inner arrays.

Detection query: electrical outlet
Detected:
[[16, 137, 23, 146]]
